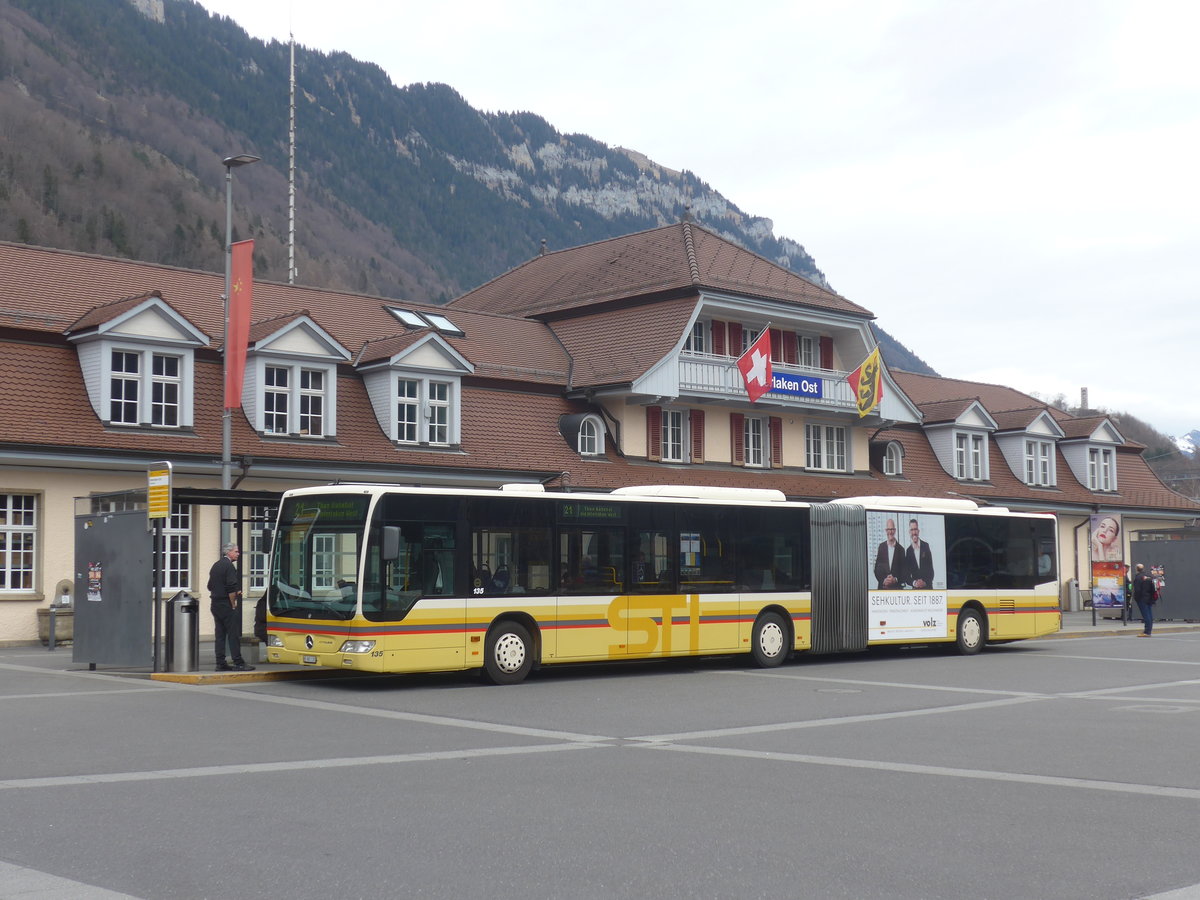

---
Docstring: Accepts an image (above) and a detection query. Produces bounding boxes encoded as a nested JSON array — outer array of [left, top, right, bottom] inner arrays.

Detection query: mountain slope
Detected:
[[0, 0, 931, 371]]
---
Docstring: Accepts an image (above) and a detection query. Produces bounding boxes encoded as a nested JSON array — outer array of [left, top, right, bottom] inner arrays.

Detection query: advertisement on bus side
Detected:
[[866, 511, 947, 641]]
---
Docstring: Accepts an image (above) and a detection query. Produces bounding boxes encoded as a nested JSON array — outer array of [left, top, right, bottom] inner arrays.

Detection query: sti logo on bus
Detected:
[[771, 373, 823, 398]]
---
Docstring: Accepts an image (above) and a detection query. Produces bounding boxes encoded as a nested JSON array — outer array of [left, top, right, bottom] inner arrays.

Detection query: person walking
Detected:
[[207, 543, 255, 670], [1132, 563, 1156, 636]]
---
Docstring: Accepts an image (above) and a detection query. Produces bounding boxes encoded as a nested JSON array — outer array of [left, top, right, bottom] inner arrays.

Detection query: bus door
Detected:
[[555, 523, 625, 659]]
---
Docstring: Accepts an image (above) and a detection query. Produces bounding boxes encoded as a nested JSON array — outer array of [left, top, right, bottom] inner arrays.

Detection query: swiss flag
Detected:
[[736, 329, 773, 403]]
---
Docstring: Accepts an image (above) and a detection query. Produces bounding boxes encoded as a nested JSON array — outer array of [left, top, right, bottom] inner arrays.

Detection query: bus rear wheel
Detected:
[[751, 611, 789, 668], [484, 620, 533, 684], [955, 608, 985, 655]]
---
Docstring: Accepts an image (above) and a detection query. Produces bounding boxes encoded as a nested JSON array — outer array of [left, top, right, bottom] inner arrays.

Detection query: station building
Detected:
[[0, 221, 1195, 644]]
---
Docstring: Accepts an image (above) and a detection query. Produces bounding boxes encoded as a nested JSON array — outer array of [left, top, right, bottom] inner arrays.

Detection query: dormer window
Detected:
[[242, 313, 348, 440], [67, 294, 207, 430], [884, 441, 903, 476], [396, 376, 455, 446], [578, 415, 605, 456], [109, 349, 183, 427], [955, 432, 988, 481], [1025, 439, 1055, 487], [1089, 447, 1116, 491]]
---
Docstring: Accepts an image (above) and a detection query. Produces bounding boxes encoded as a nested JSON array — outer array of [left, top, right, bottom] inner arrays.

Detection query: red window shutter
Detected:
[[730, 413, 745, 466], [769, 416, 783, 469], [711, 321, 727, 356], [690, 409, 705, 463], [769, 328, 786, 363], [728, 323, 743, 356], [647, 406, 662, 462], [783, 332, 799, 365], [819, 336, 833, 370]]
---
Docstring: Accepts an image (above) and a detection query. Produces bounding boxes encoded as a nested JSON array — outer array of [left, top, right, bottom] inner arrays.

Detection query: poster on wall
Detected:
[[1091, 560, 1124, 608], [865, 511, 947, 641], [86, 562, 102, 602], [1089, 514, 1123, 562]]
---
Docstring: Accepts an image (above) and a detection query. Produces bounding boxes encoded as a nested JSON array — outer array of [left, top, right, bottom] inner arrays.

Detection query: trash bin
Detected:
[[166, 591, 199, 672]]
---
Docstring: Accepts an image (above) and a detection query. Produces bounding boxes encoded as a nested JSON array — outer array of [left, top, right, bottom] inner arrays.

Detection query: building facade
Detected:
[[0, 222, 1194, 644]]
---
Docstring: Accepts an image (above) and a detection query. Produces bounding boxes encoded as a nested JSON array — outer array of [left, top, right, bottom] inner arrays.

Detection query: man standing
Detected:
[[1132, 563, 1156, 636], [873, 519, 904, 589], [904, 518, 934, 590], [207, 543, 255, 671]]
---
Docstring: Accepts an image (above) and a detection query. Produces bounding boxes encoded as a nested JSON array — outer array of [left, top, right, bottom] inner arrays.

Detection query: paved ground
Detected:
[[3, 613, 1200, 900]]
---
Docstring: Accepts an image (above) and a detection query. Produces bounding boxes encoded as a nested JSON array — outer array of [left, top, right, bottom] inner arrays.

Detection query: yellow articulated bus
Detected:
[[264, 483, 1061, 684]]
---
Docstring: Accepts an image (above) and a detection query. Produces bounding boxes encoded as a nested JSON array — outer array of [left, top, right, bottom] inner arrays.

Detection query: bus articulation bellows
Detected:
[[264, 484, 1061, 683]]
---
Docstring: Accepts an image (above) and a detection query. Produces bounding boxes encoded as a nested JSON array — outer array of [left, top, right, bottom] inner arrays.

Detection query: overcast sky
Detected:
[[195, 0, 1198, 437]]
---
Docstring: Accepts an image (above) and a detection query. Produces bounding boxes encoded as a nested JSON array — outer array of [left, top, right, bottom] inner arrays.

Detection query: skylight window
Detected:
[[423, 312, 464, 336], [385, 307, 428, 328]]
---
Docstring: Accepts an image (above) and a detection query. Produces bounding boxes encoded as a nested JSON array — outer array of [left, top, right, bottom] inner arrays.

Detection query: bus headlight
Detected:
[[267, 634, 284, 648], [338, 640, 376, 653]]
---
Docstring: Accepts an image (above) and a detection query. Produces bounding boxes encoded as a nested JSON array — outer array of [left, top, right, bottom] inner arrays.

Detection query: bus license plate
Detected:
[[302, 655, 318, 665]]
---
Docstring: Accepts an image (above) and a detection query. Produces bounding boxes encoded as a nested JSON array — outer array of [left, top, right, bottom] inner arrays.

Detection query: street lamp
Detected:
[[221, 154, 259, 495]]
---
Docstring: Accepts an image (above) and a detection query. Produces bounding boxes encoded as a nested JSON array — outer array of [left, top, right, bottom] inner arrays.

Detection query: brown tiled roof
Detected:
[[892, 370, 1037, 412], [0, 242, 568, 386], [448, 222, 871, 319], [990, 406, 1058, 432], [550, 295, 699, 387], [916, 398, 980, 424], [63, 291, 166, 334]]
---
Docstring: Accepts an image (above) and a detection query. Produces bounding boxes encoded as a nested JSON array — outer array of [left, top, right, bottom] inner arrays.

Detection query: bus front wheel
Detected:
[[751, 611, 789, 668], [484, 621, 534, 685], [955, 608, 985, 655]]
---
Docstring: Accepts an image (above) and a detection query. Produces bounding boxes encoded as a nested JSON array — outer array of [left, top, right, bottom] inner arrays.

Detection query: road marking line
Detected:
[[630, 695, 1039, 742], [638, 742, 1200, 801], [0, 742, 609, 792]]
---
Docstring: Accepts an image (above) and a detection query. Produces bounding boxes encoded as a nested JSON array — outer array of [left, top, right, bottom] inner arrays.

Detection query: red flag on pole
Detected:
[[736, 329, 773, 403], [225, 239, 254, 409]]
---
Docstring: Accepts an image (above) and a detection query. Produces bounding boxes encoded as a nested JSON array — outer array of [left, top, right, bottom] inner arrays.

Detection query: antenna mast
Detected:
[[288, 33, 297, 283]]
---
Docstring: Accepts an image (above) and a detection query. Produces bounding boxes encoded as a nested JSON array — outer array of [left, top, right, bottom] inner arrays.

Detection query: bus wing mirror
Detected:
[[382, 526, 401, 562]]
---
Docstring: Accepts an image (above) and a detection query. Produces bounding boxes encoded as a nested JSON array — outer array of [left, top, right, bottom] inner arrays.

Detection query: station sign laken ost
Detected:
[[771, 372, 823, 399], [866, 511, 947, 640]]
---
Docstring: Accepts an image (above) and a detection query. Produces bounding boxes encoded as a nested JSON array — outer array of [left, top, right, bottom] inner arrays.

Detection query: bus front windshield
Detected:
[[268, 494, 371, 621]]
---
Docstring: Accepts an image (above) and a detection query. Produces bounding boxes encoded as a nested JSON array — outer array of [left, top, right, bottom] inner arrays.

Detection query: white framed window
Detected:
[[1089, 447, 1116, 491], [685, 322, 706, 353], [745, 417, 765, 468], [256, 361, 334, 438], [397, 379, 420, 443], [806, 423, 846, 471], [247, 505, 276, 592], [1025, 439, 1055, 486], [394, 375, 456, 446], [955, 432, 987, 480], [799, 335, 816, 368], [662, 409, 686, 462], [428, 381, 450, 445], [579, 416, 605, 456], [0, 493, 36, 592], [108, 349, 184, 427], [164, 503, 191, 591], [299, 370, 324, 436], [151, 354, 180, 426], [741, 327, 761, 354], [264, 366, 289, 434], [884, 441, 904, 476], [110, 350, 139, 423]]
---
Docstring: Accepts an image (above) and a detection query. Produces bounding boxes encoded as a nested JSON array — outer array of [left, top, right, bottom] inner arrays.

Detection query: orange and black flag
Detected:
[[847, 347, 883, 418]]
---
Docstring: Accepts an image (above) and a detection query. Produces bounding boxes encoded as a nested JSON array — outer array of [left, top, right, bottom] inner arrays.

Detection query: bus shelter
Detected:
[[73, 488, 281, 670]]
